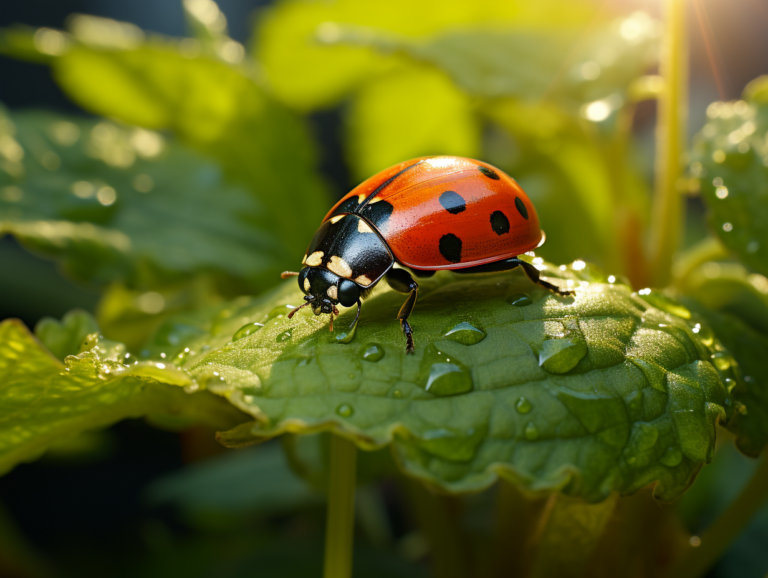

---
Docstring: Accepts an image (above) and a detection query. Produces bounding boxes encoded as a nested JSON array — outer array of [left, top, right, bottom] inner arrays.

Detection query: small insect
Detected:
[[282, 156, 571, 353]]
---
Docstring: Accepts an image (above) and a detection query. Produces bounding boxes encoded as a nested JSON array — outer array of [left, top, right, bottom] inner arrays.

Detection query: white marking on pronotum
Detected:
[[301, 254, 307, 265], [327, 285, 338, 300], [355, 275, 372, 286], [304, 278, 311, 292], [329, 215, 344, 224], [327, 255, 353, 277], [357, 220, 373, 233], [306, 251, 324, 266]]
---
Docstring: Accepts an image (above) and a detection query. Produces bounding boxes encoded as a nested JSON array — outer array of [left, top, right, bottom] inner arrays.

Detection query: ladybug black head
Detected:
[[298, 267, 361, 315]]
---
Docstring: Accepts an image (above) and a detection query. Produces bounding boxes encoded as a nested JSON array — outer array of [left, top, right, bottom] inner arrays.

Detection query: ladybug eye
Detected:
[[337, 279, 360, 307], [298, 268, 311, 294]]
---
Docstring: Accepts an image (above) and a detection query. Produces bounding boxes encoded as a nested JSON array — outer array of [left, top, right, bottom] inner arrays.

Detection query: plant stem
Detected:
[[323, 435, 357, 578], [668, 455, 768, 578], [650, 0, 688, 287]]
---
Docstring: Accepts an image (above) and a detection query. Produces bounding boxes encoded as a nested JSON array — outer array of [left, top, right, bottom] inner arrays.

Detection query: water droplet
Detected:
[[266, 304, 296, 321], [415, 426, 485, 461], [334, 319, 357, 344], [233, 322, 264, 341], [524, 422, 539, 441], [711, 351, 733, 371], [660, 446, 683, 467], [199, 371, 226, 390], [515, 397, 532, 414], [392, 389, 402, 398], [444, 322, 486, 345], [243, 395, 254, 404], [336, 403, 354, 417], [508, 293, 532, 307], [276, 329, 293, 342], [362, 344, 384, 362], [724, 377, 736, 392], [538, 337, 586, 374], [419, 344, 474, 396]]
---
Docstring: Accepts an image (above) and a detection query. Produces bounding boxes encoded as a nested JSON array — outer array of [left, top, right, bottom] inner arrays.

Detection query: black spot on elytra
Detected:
[[439, 234, 463, 263], [439, 190, 466, 214], [478, 165, 500, 180], [360, 200, 394, 233], [515, 197, 529, 220], [490, 211, 510, 235]]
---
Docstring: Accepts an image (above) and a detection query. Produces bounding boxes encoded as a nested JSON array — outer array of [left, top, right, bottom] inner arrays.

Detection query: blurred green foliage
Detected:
[[1, 0, 768, 577]]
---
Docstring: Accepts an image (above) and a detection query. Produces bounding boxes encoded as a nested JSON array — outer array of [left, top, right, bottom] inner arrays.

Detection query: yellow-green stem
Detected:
[[323, 435, 357, 578], [650, 0, 688, 287], [667, 455, 768, 578]]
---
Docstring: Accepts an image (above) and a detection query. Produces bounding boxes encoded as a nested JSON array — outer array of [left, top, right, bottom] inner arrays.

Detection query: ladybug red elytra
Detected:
[[282, 156, 571, 353]]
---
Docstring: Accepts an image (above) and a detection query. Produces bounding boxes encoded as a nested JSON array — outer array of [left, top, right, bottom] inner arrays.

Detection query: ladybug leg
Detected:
[[385, 268, 419, 354], [454, 258, 572, 296], [517, 260, 573, 296]]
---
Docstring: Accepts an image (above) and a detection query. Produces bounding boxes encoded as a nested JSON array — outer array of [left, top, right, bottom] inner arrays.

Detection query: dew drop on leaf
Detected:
[[507, 293, 532, 307], [419, 344, 473, 396], [276, 329, 293, 342], [232, 322, 264, 341], [538, 338, 587, 373], [524, 422, 539, 441], [660, 446, 683, 467], [362, 344, 384, 362], [443, 322, 486, 345], [336, 403, 354, 417], [334, 319, 357, 344], [515, 397, 532, 414], [266, 305, 296, 321], [392, 389, 402, 398]]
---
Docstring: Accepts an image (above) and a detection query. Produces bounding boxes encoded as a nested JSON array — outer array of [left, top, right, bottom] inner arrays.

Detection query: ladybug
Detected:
[[282, 156, 571, 353]]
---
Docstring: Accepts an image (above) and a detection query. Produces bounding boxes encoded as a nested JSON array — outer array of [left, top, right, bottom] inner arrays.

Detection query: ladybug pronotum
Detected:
[[282, 156, 572, 353]]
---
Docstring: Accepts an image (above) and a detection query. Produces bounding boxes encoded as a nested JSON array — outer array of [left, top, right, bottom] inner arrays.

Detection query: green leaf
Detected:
[[690, 80, 768, 276], [326, 12, 659, 114], [681, 300, 768, 457], [0, 319, 248, 475], [346, 66, 480, 180], [148, 442, 320, 515], [0, 106, 278, 291], [139, 261, 733, 501], [34, 309, 99, 361], [254, 0, 603, 110], [0, 18, 329, 258]]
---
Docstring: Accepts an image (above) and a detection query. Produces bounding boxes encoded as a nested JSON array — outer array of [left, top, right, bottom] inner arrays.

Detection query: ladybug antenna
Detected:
[[281, 271, 300, 279], [287, 301, 311, 319], [350, 300, 361, 328]]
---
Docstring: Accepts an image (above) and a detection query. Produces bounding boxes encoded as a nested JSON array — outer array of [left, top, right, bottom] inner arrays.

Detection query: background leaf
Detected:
[[1, 17, 329, 260], [0, 106, 280, 292], [690, 77, 768, 277], [254, 0, 604, 110], [346, 66, 480, 180]]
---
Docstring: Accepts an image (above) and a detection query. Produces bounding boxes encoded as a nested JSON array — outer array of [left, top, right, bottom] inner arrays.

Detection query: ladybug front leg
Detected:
[[385, 268, 419, 354]]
